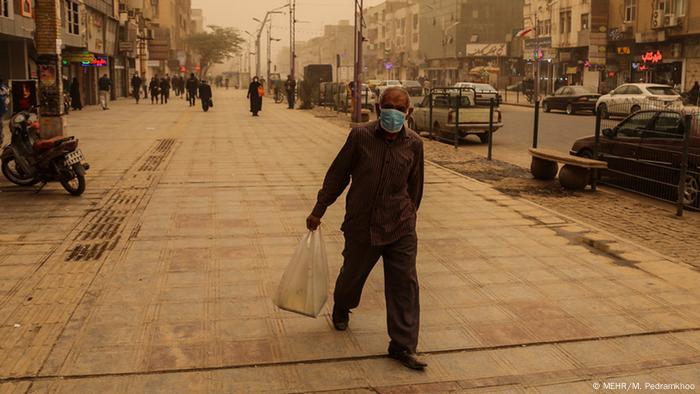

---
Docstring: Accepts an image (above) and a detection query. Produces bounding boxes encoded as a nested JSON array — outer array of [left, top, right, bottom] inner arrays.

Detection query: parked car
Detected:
[[366, 79, 382, 90], [337, 83, 375, 110], [402, 80, 424, 97], [409, 92, 503, 143], [375, 80, 402, 96], [571, 109, 700, 207], [596, 83, 683, 119], [542, 85, 601, 115], [454, 82, 500, 106]]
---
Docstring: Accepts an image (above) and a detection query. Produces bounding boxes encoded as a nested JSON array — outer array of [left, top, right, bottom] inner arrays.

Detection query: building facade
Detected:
[[419, 0, 524, 87], [606, 0, 695, 92], [0, 0, 35, 80], [148, 0, 194, 76], [294, 20, 354, 82]]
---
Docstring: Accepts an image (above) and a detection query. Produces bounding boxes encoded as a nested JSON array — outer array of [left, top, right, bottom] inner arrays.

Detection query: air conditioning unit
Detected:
[[665, 13, 679, 27], [651, 9, 664, 29]]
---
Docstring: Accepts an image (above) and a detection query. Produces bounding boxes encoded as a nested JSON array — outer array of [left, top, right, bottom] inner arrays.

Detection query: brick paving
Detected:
[[0, 91, 699, 393]]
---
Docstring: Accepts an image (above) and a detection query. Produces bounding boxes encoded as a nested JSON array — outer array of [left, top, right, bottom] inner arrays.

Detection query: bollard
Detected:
[[676, 114, 693, 217], [488, 98, 494, 161], [592, 107, 602, 191], [454, 89, 461, 149], [532, 99, 540, 148], [428, 91, 434, 140]]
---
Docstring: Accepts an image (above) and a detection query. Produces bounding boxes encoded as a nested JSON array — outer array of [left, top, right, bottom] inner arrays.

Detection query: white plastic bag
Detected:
[[274, 229, 329, 317]]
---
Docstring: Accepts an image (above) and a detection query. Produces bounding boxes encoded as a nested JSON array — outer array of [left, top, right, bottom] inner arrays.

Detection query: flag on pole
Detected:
[[516, 28, 534, 37]]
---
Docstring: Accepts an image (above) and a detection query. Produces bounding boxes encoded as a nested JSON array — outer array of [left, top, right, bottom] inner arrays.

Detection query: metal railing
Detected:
[[422, 87, 497, 158], [590, 101, 699, 216]]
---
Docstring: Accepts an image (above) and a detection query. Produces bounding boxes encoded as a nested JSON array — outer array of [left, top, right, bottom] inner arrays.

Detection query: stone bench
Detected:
[[529, 147, 607, 190]]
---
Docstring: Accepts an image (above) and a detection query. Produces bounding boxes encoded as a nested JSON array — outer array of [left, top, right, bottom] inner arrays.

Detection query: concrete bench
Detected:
[[529, 148, 607, 190]]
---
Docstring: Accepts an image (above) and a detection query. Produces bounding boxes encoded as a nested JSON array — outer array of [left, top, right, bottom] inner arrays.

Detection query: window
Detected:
[[624, 0, 636, 22], [1, 0, 11, 18], [617, 112, 654, 138], [559, 10, 572, 34], [581, 13, 589, 30], [649, 112, 683, 138], [151, 0, 158, 17], [659, 0, 686, 16], [627, 86, 643, 94], [65, 0, 79, 35], [413, 14, 418, 29]]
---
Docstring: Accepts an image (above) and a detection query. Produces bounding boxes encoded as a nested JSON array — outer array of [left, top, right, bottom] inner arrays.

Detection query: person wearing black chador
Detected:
[[247, 76, 263, 116]]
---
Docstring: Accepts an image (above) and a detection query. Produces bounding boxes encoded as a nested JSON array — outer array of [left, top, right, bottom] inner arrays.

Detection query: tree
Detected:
[[186, 26, 244, 78]]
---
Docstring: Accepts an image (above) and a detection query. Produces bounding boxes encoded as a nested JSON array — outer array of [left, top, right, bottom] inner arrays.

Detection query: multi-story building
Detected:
[[606, 0, 696, 91], [148, 0, 194, 76], [523, 0, 608, 94], [364, 0, 421, 81], [420, 0, 524, 87], [0, 0, 35, 80], [294, 20, 355, 82]]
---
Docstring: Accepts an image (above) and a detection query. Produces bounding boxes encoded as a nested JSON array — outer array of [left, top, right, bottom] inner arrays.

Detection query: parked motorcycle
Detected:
[[0, 110, 89, 196]]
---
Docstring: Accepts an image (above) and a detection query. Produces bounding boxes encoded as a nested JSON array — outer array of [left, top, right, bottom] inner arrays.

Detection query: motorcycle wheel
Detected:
[[60, 163, 86, 196], [1, 156, 39, 186]]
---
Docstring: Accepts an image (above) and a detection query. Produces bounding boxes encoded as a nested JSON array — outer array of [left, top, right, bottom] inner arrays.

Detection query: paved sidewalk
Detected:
[[1, 91, 699, 393]]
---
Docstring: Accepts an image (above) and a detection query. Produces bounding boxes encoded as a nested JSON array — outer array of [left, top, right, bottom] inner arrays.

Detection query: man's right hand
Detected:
[[306, 214, 321, 231]]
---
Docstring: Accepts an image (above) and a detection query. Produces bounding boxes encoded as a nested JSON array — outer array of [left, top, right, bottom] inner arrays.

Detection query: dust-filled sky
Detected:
[[191, 0, 384, 43]]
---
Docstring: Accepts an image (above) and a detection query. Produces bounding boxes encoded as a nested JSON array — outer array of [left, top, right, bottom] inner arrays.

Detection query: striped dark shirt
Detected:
[[312, 120, 424, 246]]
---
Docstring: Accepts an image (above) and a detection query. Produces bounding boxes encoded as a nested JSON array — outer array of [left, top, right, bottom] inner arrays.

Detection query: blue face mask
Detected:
[[379, 108, 406, 133]]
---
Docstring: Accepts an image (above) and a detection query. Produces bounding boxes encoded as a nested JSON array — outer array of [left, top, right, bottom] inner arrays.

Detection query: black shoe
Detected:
[[332, 306, 349, 331], [388, 349, 427, 371]]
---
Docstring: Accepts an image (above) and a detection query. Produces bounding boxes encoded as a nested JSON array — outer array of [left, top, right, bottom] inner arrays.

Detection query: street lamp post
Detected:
[[352, 0, 365, 123], [253, 10, 284, 78], [267, 16, 282, 84]]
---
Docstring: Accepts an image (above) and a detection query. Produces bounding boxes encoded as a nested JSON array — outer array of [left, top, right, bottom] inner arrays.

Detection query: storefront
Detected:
[[62, 51, 109, 106], [630, 42, 683, 87]]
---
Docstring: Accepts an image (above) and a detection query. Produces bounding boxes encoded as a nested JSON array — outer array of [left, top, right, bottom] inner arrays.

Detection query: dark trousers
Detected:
[[334, 231, 419, 353], [287, 91, 295, 108]]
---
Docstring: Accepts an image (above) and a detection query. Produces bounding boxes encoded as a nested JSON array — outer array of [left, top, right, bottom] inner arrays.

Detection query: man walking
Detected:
[[160, 76, 171, 104], [198, 79, 213, 112], [98, 73, 111, 110], [306, 87, 426, 370], [131, 72, 142, 104], [186, 73, 199, 107], [284, 75, 296, 109]]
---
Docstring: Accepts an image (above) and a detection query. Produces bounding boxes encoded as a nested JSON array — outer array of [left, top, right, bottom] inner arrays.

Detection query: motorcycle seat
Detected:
[[33, 137, 68, 153]]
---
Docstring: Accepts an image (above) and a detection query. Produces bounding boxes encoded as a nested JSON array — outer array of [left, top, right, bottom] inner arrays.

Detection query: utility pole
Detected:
[[35, 0, 65, 138], [352, 0, 364, 123], [290, 0, 296, 81], [267, 17, 281, 84]]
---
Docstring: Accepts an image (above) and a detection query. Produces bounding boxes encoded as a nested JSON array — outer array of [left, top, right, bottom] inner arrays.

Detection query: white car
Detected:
[[375, 80, 402, 97], [454, 82, 499, 106], [596, 83, 682, 118]]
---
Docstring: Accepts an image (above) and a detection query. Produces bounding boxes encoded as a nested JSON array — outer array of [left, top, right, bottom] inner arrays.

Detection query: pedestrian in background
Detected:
[[247, 76, 263, 117], [131, 72, 142, 104], [186, 73, 199, 107], [688, 81, 699, 106], [306, 86, 426, 371], [70, 78, 82, 110], [160, 76, 171, 104], [0, 79, 9, 146], [142, 79, 148, 99], [149, 77, 160, 104], [198, 79, 213, 112], [284, 75, 296, 109], [98, 73, 111, 110]]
